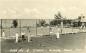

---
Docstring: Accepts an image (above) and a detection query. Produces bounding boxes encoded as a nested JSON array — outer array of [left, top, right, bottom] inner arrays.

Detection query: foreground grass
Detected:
[[1, 32, 86, 53]]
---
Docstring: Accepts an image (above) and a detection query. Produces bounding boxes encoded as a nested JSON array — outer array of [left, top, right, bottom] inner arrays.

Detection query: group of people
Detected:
[[2, 30, 31, 43], [15, 32, 31, 43], [2, 30, 60, 43]]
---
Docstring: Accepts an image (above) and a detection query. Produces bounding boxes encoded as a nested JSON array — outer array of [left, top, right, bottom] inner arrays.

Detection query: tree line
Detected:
[[3, 12, 85, 28]]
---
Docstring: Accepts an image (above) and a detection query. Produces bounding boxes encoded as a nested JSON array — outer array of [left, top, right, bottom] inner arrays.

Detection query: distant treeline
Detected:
[[0, 12, 86, 28], [37, 19, 86, 27]]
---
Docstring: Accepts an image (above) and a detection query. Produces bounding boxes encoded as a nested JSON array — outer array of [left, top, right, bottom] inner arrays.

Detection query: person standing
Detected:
[[28, 29, 31, 42], [28, 33, 31, 42], [15, 32, 19, 43], [56, 32, 60, 39], [2, 30, 5, 38], [56, 29, 60, 39]]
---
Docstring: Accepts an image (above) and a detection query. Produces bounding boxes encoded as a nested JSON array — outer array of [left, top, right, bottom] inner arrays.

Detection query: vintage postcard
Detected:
[[0, 0, 86, 53]]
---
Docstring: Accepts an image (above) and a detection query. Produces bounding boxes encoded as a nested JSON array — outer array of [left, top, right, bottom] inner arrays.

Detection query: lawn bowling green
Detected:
[[1, 32, 86, 53], [0, 19, 86, 53]]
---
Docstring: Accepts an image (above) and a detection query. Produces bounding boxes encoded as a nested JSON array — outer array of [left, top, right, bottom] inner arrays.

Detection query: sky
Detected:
[[0, 0, 86, 19]]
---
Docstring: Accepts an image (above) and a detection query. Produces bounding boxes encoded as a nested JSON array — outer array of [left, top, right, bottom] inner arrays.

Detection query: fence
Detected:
[[0, 19, 86, 38]]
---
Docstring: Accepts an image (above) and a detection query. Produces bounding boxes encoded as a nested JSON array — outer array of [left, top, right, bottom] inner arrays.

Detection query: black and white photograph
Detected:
[[0, 0, 86, 53]]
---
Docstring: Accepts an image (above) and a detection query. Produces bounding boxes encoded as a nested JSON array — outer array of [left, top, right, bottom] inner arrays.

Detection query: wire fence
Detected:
[[0, 19, 86, 38]]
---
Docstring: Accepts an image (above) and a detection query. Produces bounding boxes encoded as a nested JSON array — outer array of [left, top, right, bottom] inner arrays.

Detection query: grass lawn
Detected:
[[1, 32, 86, 53]]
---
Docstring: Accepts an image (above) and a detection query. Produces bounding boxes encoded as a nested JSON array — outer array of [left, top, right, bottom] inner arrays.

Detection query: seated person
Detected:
[[21, 32, 26, 41]]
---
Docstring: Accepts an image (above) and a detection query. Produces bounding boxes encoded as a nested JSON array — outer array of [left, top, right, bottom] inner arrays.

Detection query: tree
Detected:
[[77, 15, 85, 27], [50, 19, 61, 26], [54, 12, 64, 33], [54, 12, 63, 19], [77, 16, 81, 27], [12, 19, 18, 28], [37, 19, 46, 27], [50, 12, 63, 27]]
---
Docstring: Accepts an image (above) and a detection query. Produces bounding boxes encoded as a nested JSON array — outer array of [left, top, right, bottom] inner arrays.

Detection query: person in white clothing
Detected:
[[28, 29, 31, 42], [56, 29, 60, 39], [28, 33, 31, 42], [56, 32, 60, 39], [15, 32, 19, 43], [2, 30, 5, 38]]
